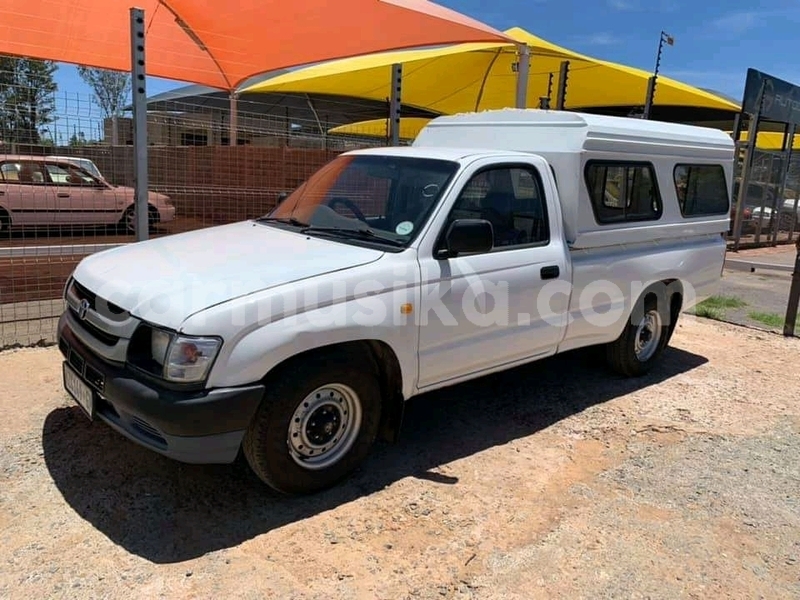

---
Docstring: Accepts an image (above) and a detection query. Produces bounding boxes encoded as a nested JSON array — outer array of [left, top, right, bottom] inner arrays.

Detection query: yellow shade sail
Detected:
[[328, 117, 432, 139], [734, 130, 800, 150], [243, 27, 740, 114]]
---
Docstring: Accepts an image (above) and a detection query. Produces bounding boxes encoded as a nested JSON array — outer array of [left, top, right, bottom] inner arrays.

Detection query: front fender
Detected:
[[196, 287, 419, 399]]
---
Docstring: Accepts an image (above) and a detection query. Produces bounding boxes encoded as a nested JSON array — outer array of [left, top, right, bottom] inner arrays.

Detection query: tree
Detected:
[[76, 66, 131, 119], [0, 56, 58, 145], [77, 66, 131, 145]]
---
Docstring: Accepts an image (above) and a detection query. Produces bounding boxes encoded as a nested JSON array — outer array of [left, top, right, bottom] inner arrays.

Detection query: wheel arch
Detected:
[[258, 339, 406, 444], [631, 278, 684, 330]]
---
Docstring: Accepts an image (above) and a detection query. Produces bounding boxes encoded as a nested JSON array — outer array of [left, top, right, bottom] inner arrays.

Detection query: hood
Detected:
[[72, 221, 384, 329]]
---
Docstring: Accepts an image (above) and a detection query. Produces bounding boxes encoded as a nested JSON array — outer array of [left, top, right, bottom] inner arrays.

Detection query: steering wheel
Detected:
[[327, 196, 368, 223]]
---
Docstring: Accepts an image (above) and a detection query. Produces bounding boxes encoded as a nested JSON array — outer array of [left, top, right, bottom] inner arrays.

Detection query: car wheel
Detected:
[[242, 353, 382, 495], [605, 292, 670, 377], [121, 205, 159, 234], [0, 210, 9, 236]]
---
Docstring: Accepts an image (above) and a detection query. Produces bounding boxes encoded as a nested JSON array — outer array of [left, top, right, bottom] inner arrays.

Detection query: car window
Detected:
[[445, 165, 550, 250], [46, 163, 97, 186], [673, 164, 729, 217], [268, 154, 459, 247], [0, 161, 47, 184], [585, 161, 662, 223]]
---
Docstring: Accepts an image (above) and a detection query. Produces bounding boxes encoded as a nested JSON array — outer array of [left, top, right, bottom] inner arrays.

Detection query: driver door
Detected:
[[415, 161, 571, 388]]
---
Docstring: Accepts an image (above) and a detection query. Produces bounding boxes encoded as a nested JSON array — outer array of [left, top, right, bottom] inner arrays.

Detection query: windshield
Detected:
[[263, 154, 459, 248]]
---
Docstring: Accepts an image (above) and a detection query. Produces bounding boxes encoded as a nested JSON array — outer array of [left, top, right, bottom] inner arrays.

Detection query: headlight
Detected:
[[164, 336, 221, 383], [144, 327, 221, 384], [63, 275, 74, 302]]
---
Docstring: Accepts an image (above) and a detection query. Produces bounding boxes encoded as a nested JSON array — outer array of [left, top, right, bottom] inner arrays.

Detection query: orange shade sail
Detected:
[[0, 0, 513, 90]]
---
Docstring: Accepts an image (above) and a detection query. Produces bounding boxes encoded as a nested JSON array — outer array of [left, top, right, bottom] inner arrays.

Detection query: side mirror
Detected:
[[277, 191, 289, 204], [443, 219, 493, 257]]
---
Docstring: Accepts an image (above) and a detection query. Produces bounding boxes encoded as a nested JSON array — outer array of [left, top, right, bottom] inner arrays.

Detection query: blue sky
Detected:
[[50, 0, 799, 142]]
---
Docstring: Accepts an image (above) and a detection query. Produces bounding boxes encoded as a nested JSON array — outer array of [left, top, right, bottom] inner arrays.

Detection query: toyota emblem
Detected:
[[77, 299, 90, 320]]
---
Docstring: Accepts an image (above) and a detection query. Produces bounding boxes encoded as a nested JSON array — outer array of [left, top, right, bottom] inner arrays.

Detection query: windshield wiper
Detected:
[[254, 216, 308, 227], [299, 225, 406, 247]]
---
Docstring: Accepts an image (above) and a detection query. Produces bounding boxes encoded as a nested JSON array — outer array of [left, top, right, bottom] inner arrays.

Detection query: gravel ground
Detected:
[[1, 316, 799, 599]]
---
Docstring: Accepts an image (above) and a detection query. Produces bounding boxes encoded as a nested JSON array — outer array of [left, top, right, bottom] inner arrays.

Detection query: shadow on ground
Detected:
[[42, 345, 707, 564]]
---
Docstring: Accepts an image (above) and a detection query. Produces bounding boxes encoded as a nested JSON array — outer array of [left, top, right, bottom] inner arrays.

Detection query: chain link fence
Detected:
[[0, 63, 405, 347], [3, 52, 800, 347]]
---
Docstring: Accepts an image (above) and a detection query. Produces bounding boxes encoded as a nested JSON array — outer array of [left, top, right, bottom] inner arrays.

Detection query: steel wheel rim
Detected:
[[287, 383, 362, 471], [634, 309, 662, 362], [125, 209, 136, 232]]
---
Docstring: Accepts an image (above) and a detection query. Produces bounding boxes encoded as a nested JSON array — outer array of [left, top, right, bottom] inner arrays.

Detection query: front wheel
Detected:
[[242, 357, 382, 495], [605, 294, 670, 377]]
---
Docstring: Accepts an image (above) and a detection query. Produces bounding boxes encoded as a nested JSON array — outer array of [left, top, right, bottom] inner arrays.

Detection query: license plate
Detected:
[[63, 362, 94, 419]]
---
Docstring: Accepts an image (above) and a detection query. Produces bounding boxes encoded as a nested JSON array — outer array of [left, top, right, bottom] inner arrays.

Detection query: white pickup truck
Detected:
[[57, 109, 734, 494]]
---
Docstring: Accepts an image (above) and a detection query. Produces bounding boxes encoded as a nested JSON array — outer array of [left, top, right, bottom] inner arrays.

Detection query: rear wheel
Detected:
[[0, 210, 9, 236], [242, 355, 382, 495], [120, 205, 158, 234], [605, 292, 670, 377]]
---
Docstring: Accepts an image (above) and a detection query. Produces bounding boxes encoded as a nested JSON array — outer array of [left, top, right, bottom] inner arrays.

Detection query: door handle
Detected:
[[540, 265, 560, 280], [57, 193, 70, 198]]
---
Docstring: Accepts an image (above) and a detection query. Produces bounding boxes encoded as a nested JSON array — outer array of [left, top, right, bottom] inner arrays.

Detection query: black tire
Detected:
[[605, 292, 670, 377], [120, 205, 159, 234], [242, 353, 382, 495], [0, 210, 9, 236]]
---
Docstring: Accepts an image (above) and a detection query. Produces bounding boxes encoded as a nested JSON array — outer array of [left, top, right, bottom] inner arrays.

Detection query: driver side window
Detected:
[[445, 165, 550, 250]]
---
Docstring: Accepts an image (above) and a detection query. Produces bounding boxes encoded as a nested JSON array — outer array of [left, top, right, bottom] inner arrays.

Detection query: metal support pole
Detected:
[[229, 92, 238, 146], [787, 127, 799, 242], [783, 235, 800, 336], [732, 81, 766, 252], [514, 43, 530, 109], [130, 7, 149, 242], [777, 123, 797, 241], [732, 112, 743, 141], [555, 61, 570, 110], [769, 123, 793, 245], [389, 64, 402, 146], [643, 31, 673, 120], [643, 76, 656, 120]]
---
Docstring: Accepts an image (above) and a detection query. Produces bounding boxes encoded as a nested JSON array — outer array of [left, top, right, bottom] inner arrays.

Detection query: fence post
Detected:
[[784, 236, 800, 336], [732, 82, 766, 251], [130, 7, 149, 242], [514, 43, 530, 109], [389, 64, 402, 146]]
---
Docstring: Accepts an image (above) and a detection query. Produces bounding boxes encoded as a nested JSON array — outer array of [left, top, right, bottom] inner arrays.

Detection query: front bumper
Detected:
[[57, 314, 264, 464], [157, 204, 176, 223]]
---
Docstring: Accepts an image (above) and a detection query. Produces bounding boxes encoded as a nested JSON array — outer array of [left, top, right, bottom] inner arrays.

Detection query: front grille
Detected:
[[69, 306, 121, 346], [70, 279, 127, 317], [72, 279, 97, 310]]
